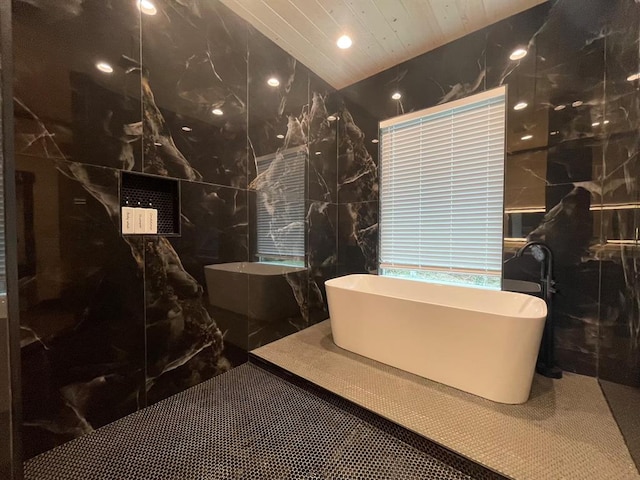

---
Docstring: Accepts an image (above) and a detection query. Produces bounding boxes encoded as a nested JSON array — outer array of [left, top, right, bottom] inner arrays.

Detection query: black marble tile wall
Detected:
[[598, 3, 640, 466], [10, 0, 358, 455], [597, 1, 640, 387], [333, 97, 379, 276], [246, 29, 308, 350], [12, 0, 340, 458], [13, 0, 147, 458], [337, 202, 378, 274], [17, 162, 146, 459], [141, 0, 248, 186], [244, 29, 342, 348]]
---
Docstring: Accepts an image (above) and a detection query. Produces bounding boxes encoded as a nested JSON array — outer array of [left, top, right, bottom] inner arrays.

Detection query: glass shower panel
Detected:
[[0, 303, 10, 479], [0, 0, 13, 475], [597, 3, 640, 473]]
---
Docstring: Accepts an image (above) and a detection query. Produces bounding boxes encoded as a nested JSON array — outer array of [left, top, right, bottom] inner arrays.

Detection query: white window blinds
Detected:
[[255, 146, 306, 261], [379, 87, 506, 289]]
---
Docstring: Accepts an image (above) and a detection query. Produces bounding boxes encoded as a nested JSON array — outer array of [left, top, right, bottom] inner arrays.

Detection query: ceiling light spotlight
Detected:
[[514, 101, 528, 111], [592, 121, 600, 127], [604, 120, 610, 124], [96, 62, 114, 74], [212, 108, 224, 116], [137, 0, 157, 15], [550, 131, 559, 136], [521, 134, 533, 140], [554, 104, 566, 111], [337, 35, 352, 49], [509, 48, 528, 61], [315, 151, 322, 155], [371, 139, 379, 144], [627, 73, 640, 82], [267, 77, 280, 87], [181, 126, 192, 132], [572, 100, 583, 107], [327, 115, 337, 121], [391, 92, 402, 100], [276, 134, 285, 139]]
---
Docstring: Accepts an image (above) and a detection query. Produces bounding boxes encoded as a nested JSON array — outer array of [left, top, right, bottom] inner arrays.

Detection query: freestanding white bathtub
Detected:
[[325, 275, 547, 404]]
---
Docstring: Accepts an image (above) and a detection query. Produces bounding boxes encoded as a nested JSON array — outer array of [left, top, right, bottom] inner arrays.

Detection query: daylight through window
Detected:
[[379, 87, 506, 289]]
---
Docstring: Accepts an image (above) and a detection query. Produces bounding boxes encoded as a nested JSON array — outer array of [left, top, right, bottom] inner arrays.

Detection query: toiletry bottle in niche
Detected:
[[133, 200, 145, 234], [146, 199, 158, 234], [121, 196, 136, 234]]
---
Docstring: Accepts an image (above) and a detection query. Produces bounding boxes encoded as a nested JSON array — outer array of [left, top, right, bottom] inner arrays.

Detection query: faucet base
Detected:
[[536, 363, 563, 379]]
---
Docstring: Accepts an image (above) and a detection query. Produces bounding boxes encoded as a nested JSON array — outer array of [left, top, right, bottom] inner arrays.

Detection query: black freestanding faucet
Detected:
[[515, 241, 563, 379]]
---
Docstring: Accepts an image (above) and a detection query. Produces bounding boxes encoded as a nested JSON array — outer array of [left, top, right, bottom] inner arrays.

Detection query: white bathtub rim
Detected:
[[325, 274, 547, 320]]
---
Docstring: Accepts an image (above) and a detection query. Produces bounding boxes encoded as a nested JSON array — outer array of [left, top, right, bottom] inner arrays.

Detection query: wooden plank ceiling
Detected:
[[221, 0, 548, 89]]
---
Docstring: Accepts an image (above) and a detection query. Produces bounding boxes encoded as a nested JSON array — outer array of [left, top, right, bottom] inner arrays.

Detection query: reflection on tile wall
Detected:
[[246, 29, 339, 349], [12, 0, 342, 458], [14, 0, 145, 459]]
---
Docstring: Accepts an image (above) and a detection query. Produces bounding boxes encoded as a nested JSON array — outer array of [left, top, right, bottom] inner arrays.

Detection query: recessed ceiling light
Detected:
[[137, 0, 157, 15], [603, 120, 610, 124], [315, 151, 321, 155], [96, 62, 113, 74], [514, 101, 528, 111], [181, 126, 192, 132], [212, 108, 223, 116], [521, 134, 533, 140], [337, 35, 352, 49], [627, 73, 640, 82], [572, 100, 583, 107], [509, 48, 528, 61], [276, 134, 285, 139], [391, 92, 402, 100], [550, 131, 559, 136], [327, 115, 337, 121], [154, 142, 163, 146], [267, 77, 280, 87], [371, 139, 379, 144], [553, 104, 566, 111], [592, 121, 600, 127]]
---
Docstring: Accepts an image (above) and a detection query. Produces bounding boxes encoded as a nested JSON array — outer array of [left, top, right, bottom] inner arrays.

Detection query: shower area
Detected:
[[1, 0, 640, 479]]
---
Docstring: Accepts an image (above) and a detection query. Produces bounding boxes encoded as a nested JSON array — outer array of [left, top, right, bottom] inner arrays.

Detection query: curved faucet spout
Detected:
[[515, 240, 552, 260], [515, 241, 553, 282]]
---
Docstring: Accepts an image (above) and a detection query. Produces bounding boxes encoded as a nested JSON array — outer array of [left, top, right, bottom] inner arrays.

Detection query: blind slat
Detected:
[[379, 87, 505, 289], [255, 146, 306, 259]]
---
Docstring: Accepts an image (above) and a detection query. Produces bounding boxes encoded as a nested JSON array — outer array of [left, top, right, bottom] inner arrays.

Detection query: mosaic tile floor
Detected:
[[252, 320, 640, 480], [24, 364, 483, 480]]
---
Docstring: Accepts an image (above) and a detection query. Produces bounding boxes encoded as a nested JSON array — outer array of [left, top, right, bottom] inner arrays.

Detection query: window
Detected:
[[379, 87, 506, 289], [255, 146, 306, 265]]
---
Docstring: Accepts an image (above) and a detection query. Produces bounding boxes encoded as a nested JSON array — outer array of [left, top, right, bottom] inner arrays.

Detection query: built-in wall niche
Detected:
[[120, 172, 180, 236]]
